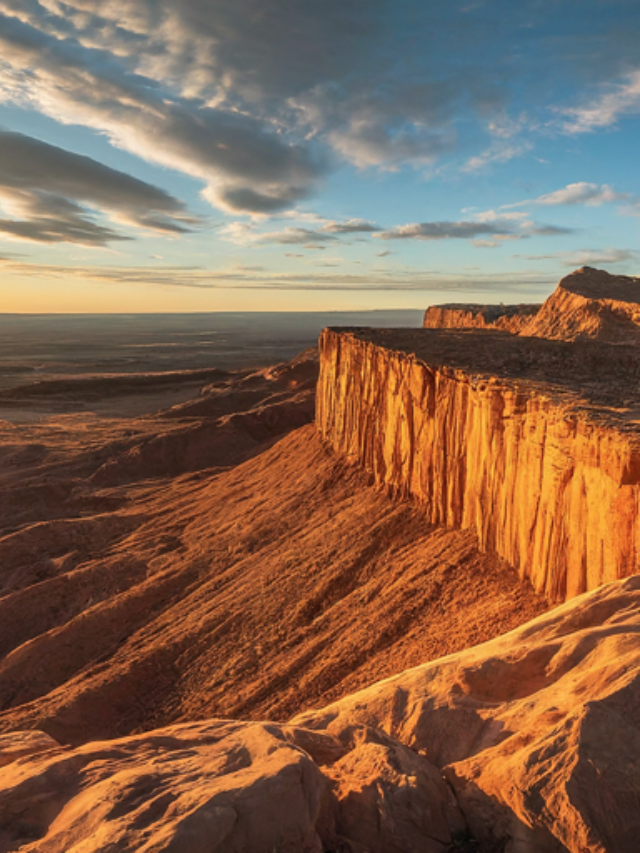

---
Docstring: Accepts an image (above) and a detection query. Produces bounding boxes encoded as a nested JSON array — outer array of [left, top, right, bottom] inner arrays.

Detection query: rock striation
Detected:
[[0, 421, 545, 745], [424, 302, 539, 333], [520, 266, 640, 342], [317, 325, 640, 600]]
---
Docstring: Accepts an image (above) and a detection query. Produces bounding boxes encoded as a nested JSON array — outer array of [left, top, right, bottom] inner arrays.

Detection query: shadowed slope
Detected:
[[0, 422, 545, 746]]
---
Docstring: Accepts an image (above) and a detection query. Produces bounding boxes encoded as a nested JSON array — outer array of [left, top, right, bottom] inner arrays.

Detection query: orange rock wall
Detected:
[[424, 305, 537, 333], [316, 329, 640, 601]]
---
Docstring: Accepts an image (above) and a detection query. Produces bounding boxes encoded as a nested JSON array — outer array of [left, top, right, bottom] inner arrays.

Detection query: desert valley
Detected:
[[0, 266, 638, 852]]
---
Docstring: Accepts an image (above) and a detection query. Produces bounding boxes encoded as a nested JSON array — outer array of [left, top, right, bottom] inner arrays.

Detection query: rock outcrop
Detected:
[[0, 718, 462, 853], [520, 266, 640, 342], [317, 326, 640, 600], [295, 574, 640, 853], [424, 302, 539, 333], [423, 268, 640, 343], [2, 575, 639, 853]]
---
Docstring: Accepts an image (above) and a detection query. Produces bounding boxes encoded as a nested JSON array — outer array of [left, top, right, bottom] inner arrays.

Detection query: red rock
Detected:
[[294, 574, 640, 853], [0, 730, 60, 768], [317, 325, 640, 600], [0, 721, 332, 853], [0, 719, 462, 853], [520, 266, 640, 342], [424, 302, 539, 333]]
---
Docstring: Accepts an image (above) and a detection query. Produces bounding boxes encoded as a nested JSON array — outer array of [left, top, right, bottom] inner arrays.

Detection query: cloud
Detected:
[[376, 213, 574, 243], [560, 69, 640, 134], [0, 255, 556, 294], [2, 0, 637, 218], [0, 10, 327, 215], [0, 0, 535, 210], [517, 248, 637, 267], [534, 182, 625, 206], [220, 218, 380, 247], [376, 221, 513, 241], [462, 113, 534, 172], [0, 130, 197, 245], [528, 224, 574, 236], [257, 227, 339, 245], [321, 218, 380, 234]]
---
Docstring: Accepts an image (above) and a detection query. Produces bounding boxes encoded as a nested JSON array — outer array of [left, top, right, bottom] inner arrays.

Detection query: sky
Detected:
[[0, 0, 639, 312]]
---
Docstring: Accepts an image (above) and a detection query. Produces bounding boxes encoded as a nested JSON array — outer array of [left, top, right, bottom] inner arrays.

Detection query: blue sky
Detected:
[[0, 0, 639, 312]]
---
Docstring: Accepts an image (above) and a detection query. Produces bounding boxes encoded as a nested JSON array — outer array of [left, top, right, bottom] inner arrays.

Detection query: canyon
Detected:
[[1, 266, 640, 852]]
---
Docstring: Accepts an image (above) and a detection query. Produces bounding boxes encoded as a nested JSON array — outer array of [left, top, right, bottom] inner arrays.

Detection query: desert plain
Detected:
[[1, 267, 640, 852]]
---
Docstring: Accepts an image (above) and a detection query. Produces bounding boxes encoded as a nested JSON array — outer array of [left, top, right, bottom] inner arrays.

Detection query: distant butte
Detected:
[[423, 300, 539, 333], [424, 265, 640, 343]]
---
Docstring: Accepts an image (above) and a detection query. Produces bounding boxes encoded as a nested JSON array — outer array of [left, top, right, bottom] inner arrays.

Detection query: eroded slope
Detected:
[[0, 422, 545, 745]]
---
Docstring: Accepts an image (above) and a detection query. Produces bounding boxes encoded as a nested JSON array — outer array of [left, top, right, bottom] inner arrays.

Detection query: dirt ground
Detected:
[[0, 352, 546, 745]]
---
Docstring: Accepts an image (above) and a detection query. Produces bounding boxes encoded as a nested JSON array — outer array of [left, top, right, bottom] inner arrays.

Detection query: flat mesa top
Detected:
[[560, 267, 640, 304], [325, 326, 640, 428]]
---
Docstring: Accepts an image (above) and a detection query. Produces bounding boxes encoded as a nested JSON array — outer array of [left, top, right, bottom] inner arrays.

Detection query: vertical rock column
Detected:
[[316, 329, 640, 601]]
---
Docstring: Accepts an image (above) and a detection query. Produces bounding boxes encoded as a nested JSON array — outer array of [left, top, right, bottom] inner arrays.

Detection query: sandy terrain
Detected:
[[0, 348, 545, 746]]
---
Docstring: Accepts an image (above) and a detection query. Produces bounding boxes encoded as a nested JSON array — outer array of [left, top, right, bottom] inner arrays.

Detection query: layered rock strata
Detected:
[[424, 302, 539, 333], [424, 267, 640, 343], [317, 326, 640, 600]]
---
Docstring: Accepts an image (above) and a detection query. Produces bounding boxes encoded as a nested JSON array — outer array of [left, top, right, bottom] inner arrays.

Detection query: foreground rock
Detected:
[[295, 574, 640, 853], [0, 720, 461, 853], [2, 575, 638, 852]]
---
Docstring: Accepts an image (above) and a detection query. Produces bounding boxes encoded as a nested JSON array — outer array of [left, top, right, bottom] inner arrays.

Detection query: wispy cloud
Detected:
[[559, 69, 640, 134], [375, 215, 572, 242], [0, 256, 556, 294], [256, 228, 339, 246], [533, 182, 625, 206], [376, 221, 508, 241], [0, 130, 198, 245], [321, 219, 380, 234], [517, 247, 638, 267], [221, 218, 380, 247], [462, 113, 533, 172]]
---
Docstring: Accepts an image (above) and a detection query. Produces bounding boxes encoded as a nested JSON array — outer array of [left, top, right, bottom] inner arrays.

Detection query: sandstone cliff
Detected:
[[317, 327, 640, 601], [423, 267, 640, 343], [424, 302, 539, 333], [519, 266, 640, 341]]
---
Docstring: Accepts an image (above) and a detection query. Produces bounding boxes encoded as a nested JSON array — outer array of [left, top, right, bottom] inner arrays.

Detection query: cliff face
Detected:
[[520, 266, 640, 342], [317, 328, 640, 601], [424, 302, 539, 333]]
